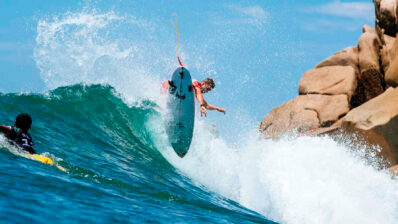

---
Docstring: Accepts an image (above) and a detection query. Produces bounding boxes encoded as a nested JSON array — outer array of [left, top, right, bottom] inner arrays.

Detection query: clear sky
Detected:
[[0, 0, 374, 141]]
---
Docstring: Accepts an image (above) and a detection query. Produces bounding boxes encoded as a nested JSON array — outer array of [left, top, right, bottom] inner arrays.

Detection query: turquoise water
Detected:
[[2, 85, 398, 224], [0, 84, 275, 223]]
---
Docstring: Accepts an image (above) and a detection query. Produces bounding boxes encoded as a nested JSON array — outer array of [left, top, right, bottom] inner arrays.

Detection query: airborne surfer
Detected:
[[162, 78, 226, 117], [164, 14, 225, 157], [0, 113, 36, 154], [167, 13, 225, 118]]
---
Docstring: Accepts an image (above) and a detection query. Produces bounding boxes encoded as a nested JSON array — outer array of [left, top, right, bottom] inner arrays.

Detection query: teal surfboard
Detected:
[[166, 67, 195, 158]]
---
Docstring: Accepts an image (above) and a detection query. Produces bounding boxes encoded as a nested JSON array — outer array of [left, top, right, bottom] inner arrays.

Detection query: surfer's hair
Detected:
[[203, 78, 215, 89], [15, 113, 32, 131]]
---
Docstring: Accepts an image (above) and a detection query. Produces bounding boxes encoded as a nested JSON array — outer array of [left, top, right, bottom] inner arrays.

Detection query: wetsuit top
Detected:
[[6, 127, 35, 154]]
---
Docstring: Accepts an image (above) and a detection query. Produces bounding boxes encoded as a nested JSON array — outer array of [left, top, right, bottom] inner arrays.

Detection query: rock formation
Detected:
[[299, 66, 357, 100], [357, 25, 384, 105], [259, 0, 398, 168], [385, 34, 398, 86], [334, 87, 398, 165], [315, 47, 359, 74], [259, 94, 349, 138]]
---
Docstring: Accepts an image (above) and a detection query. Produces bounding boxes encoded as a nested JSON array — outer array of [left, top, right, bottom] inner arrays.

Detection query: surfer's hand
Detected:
[[217, 108, 226, 114], [200, 106, 207, 117]]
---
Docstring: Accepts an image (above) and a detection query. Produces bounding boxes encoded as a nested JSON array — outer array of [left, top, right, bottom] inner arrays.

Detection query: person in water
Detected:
[[162, 78, 226, 117], [0, 113, 36, 154]]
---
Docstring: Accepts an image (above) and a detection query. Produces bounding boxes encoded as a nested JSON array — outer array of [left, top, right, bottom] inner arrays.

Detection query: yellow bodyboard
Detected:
[[28, 154, 54, 165]]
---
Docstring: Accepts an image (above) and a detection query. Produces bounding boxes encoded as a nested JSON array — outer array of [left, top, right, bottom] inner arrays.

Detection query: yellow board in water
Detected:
[[28, 154, 54, 165]]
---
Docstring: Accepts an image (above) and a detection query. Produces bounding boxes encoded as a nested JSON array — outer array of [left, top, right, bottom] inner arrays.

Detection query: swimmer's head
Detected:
[[14, 113, 32, 131]]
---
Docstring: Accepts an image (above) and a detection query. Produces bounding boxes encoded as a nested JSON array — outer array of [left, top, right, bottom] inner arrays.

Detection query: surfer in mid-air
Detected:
[[0, 113, 36, 154], [162, 78, 226, 117]]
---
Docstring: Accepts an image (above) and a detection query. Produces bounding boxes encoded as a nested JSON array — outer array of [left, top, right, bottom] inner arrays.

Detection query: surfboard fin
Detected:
[[168, 81, 177, 94]]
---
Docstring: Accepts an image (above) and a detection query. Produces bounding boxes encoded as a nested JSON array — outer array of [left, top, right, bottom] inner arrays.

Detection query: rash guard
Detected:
[[6, 127, 36, 154], [192, 80, 201, 89]]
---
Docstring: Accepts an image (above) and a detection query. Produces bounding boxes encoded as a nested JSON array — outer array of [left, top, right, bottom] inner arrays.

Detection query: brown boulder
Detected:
[[380, 34, 396, 73], [358, 26, 381, 71], [386, 60, 398, 87], [375, 0, 398, 36], [357, 25, 384, 105], [315, 47, 359, 74], [385, 34, 398, 87], [388, 164, 398, 174], [338, 87, 398, 165], [259, 94, 350, 138], [381, 46, 390, 73], [383, 34, 395, 55], [299, 66, 357, 100]]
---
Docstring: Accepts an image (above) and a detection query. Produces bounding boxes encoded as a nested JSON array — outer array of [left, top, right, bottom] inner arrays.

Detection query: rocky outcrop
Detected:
[[385, 34, 398, 86], [388, 164, 398, 174], [299, 66, 357, 100], [380, 34, 395, 73], [357, 25, 384, 105], [335, 87, 398, 165], [315, 47, 359, 74], [259, 95, 349, 138], [375, 0, 398, 36], [259, 1, 398, 168]]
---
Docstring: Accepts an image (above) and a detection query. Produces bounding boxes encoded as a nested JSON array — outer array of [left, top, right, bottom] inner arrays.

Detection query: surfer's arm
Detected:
[[194, 87, 207, 117], [194, 87, 205, 105], [205, 103, 226, 114], [0, 125, 11, 136]]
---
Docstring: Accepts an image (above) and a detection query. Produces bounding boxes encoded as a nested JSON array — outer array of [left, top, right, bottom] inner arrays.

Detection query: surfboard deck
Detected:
[[27, 154, 54, 165], [166, 67, 195, 158], [1, 146, 54, 165]]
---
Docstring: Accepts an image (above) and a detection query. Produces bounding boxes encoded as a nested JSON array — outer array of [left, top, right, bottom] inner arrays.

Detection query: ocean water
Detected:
[[1, 8, 398, 224], [1, 84, 398, 224], [0, 84, 273, 223]]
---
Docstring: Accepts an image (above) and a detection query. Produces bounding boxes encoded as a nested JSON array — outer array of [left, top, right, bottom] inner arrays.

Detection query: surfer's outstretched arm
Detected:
[[204, 103, 226, 114], [194, 86, 226, 115]]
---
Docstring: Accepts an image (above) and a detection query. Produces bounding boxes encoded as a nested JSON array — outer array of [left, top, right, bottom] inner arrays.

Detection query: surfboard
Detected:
[[1, 146, 54, 165], [166, 67, 195, 158], [27, 154, 54, 165]]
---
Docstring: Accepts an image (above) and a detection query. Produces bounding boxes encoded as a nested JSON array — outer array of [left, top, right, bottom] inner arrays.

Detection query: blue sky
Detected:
[[0, 0, 374, 139]]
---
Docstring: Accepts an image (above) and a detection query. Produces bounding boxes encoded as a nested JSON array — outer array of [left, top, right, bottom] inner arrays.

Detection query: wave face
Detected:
[[0, 85, 273, 223]]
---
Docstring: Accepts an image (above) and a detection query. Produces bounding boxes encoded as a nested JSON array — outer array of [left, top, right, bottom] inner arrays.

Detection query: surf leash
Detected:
[[171, 13, 184, 67]]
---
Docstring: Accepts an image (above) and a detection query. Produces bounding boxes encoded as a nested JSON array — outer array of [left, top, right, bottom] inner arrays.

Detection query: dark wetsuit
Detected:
[[6, 127, 35, 154]]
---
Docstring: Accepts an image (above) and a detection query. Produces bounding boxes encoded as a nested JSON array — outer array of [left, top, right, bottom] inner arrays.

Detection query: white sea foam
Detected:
[[33, 9, 175, 105], [152, 120, 398, 224], [33, 9, 217, 107]]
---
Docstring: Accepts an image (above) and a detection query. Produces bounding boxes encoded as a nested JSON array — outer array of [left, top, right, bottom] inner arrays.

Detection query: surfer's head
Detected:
[[14, 113, 32, 132], [201, 78, 215, 93]]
